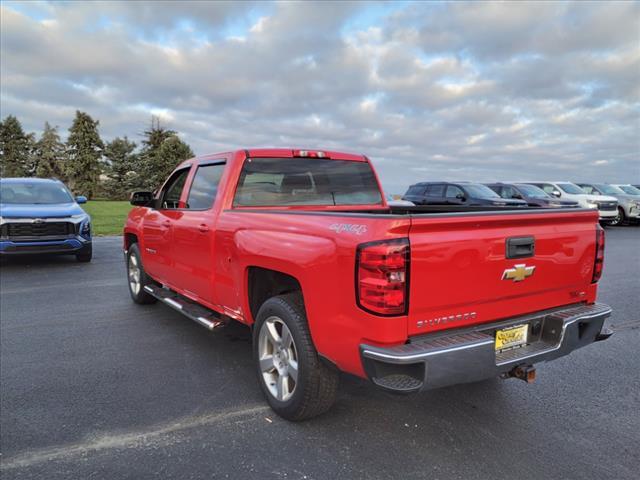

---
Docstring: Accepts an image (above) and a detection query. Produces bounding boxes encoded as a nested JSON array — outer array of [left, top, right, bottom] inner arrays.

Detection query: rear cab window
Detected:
[[233, 158, 382, 207]]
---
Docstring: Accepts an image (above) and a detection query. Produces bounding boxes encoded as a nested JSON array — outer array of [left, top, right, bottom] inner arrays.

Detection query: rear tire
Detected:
[[253, 294, 339, 421], [127, 243, 157, 304]]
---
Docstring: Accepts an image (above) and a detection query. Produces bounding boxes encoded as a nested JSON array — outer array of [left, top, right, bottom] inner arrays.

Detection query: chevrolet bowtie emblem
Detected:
[[502, 264, 535, 282]]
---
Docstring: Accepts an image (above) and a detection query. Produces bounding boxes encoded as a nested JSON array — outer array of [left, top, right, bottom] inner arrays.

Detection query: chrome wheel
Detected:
[[610, 208, 623, 226], [258, 316, 299, 402], [128, 254, 141, 295]]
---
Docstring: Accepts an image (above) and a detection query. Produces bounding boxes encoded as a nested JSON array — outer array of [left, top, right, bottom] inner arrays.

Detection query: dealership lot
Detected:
[[1, 229, 638, 480]]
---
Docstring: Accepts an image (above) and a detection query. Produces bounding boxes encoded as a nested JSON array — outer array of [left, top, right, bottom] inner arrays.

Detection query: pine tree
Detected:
[[142, 116, 176, 151], [134, 117, 193, 190], [153, 135, 194, 188], [34, 122, 67, 180], [0, 115, 35, 177], [66, 111, 104, 198], [103, 136, 137, 200]]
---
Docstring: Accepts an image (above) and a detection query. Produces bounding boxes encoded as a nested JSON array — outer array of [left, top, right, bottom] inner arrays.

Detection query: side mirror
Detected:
[[456, 193, 466, 201], [75, 195, 87, 204], [552, 190, 561, 198], [512, 194, 523, 199], [130, 191, 154, 206]]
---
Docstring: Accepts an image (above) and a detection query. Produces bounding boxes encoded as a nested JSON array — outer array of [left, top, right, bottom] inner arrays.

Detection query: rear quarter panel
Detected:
[[214, 210, 411, 376]]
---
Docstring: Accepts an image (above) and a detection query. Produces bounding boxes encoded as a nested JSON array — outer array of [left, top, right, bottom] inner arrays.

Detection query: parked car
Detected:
[[402, 181, 527, 207], [521, 181, 618, 225], [386, 194, 414, 206], [123, 148, 611, 421], [0, 178, 92, 261], [613, 184, 640, 196], [577, 183, 640, 226], [485, 183, 579, 208]]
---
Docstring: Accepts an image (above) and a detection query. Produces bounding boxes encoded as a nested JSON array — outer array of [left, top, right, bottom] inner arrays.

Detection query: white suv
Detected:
[[521, 182, 618, 224]]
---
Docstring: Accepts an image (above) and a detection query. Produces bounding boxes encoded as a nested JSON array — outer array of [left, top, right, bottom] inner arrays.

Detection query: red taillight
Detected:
[[356, 238, 409, 316], [592, 225, 605, 283]]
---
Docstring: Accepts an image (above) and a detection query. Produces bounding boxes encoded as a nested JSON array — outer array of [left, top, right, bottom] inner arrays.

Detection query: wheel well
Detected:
[[124, 233, 138, 250], [248, 267, 302, 322]]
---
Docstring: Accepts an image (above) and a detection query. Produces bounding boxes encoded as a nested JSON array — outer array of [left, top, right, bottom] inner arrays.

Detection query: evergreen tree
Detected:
[[0, 115, 35, 177], [134, 117, 193, 190], [66, 111, 104, 198], [142, 116, 176, 151], [103, 136, 137, 200], [34, 122, 67, 180], [152, 135, 194, 188]]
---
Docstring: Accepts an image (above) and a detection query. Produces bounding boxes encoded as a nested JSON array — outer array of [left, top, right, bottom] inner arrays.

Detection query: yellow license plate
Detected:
[[495, 324, 529, 351]]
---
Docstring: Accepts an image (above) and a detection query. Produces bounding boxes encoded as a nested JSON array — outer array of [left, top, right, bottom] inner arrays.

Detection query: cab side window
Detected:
[[540, 184, 556, 195], [161, 168, 190, 209], [186, 163, 225, 210], [406, 185, 425, 196], [426, 184, 445, 197], [446, 185, 464, 199], [492, 186, 507, 198], [501, 186, 516, 199]]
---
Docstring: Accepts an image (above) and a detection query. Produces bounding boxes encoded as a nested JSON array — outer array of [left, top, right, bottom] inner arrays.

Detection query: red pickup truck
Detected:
[[124, 148, 612, 420]]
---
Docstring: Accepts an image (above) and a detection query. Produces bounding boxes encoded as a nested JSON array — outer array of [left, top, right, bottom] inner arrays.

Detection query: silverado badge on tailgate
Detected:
[[502, 264, 535, 282]]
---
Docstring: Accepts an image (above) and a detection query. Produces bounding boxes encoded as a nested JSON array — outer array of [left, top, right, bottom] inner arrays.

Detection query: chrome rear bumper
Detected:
[[360, 303, 612, 393]]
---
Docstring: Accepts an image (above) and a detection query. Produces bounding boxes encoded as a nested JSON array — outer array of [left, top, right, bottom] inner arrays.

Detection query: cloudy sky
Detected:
[[1, 1, 639, 193]]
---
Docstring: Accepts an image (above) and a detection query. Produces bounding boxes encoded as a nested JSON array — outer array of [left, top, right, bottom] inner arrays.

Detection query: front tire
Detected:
[[127, 243, 157, 304], [609, 207, 626, 226], [253, 294, 339, 421], [76, 244, 92, 262]]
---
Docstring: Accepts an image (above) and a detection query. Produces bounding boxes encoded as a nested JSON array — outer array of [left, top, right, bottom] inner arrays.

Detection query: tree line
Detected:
[[0, 112, 194, 200]]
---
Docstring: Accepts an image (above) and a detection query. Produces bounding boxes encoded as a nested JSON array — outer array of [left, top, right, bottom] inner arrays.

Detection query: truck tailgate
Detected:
[[407, 209, 600, 336]]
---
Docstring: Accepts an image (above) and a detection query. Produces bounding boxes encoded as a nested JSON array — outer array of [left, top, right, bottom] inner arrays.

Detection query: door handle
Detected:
[[506, 236, 535, 259], [198, 224, 209, 233]]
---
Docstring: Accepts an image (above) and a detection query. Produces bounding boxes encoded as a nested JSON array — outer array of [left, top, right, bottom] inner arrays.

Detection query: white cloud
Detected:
[[1, 0, 639, 193]]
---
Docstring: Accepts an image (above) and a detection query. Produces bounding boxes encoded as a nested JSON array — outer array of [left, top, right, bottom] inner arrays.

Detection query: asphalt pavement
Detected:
[[1, 228, 639, 480]]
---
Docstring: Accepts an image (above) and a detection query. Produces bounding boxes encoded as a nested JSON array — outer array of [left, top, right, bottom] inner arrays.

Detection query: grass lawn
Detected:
[[82, 200, 132, 236]]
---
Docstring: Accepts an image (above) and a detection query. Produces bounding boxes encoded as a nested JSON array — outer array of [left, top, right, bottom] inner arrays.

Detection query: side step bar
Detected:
[[143, 285, 227, 331]]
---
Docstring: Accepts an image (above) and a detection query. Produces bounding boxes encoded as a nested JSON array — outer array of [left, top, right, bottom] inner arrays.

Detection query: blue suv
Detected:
[[0, 178, 92, 262]]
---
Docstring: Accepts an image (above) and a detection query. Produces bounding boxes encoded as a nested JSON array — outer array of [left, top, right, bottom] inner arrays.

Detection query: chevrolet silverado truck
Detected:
[[124, 149, 612, 420]]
